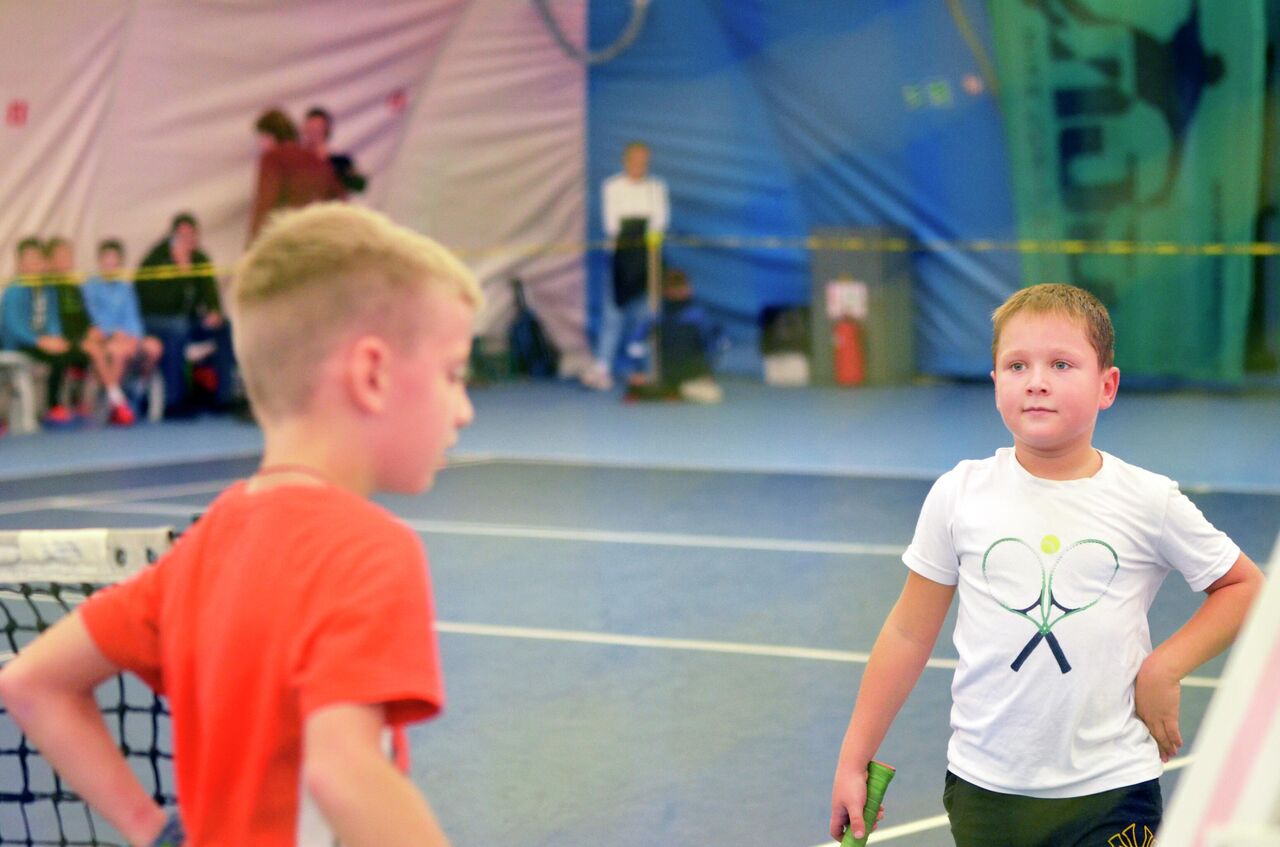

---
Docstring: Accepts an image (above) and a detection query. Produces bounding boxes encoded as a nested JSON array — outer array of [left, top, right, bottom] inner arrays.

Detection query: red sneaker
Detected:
[[42, 405, 75, 425], [109, 402, 136, 426]]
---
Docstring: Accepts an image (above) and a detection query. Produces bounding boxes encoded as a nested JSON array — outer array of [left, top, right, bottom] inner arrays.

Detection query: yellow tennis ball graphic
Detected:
[[1041, 535, 1061, 555]]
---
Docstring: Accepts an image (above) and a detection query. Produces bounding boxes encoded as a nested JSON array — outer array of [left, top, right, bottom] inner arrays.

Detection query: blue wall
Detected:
[[586, 0, 1021, 377]]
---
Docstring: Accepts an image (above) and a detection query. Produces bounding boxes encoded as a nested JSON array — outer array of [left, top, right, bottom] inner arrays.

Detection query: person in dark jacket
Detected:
[[136, 212, 236, 417]]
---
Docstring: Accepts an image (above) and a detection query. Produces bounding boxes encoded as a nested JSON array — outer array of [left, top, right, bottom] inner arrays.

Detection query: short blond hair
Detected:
[[231, 203, 482, 420], [992, 283, 1114, 370]]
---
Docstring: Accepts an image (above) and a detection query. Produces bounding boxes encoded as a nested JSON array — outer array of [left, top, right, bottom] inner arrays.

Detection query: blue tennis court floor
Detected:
[[1, 404, 1276, 846]]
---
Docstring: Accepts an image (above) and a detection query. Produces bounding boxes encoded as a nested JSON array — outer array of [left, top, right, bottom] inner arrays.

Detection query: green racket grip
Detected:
[[840, 760, 895, 847]]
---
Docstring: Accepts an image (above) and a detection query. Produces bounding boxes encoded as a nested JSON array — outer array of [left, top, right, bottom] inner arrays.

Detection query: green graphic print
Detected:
[[981, 536, 1120, 673]]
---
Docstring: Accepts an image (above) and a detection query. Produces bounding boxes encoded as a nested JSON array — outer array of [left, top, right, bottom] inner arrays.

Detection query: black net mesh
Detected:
[[0, 583, 175, 846]]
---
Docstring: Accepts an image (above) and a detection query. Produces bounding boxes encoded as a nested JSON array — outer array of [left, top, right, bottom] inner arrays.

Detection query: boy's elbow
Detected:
[[301, 754, 342, 814], [301, 730, 366, 815], [0, 660, 41, 727]]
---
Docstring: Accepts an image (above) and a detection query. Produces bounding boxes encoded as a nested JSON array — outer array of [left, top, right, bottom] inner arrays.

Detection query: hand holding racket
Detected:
[[830, 761, 893, 844]]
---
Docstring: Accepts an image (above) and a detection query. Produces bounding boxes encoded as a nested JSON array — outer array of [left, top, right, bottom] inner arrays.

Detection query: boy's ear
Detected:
[[1098, 365, 1120, 410], [345, 335, 391, 414]]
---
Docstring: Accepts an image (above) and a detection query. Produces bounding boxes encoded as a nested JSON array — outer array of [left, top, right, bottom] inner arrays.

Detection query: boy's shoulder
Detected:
[[939, 449, 1176, 490], [202, 482, 419, 552], [932, 449, 1009, 488]]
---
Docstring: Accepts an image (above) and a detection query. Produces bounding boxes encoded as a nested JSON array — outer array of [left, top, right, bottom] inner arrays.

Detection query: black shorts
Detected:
[[943, 771, 1162, 847]]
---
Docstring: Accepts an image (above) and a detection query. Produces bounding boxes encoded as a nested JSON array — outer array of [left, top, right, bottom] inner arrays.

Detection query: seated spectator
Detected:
[[136, 213, 236, 418], [81, 239, 163, 425], [0, 237, 84, 425], [249, 108, 346, 242], [659, 268, 723, 404], [45, 236, 123, 421]]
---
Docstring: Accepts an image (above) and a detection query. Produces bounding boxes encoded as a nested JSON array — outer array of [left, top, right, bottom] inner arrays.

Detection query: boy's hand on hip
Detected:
[[1135, 657, 1182, 761]]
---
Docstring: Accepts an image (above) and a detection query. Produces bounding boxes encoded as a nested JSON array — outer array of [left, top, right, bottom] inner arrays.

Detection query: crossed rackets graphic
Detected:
[[981, 536, 1121, 674]]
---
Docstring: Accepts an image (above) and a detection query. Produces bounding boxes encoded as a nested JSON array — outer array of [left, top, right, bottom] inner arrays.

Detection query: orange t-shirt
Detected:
[[80, 482, 444, 846]]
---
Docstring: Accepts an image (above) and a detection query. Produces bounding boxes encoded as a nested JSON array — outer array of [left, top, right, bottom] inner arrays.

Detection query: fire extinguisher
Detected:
[[833, 318, 865, 386]]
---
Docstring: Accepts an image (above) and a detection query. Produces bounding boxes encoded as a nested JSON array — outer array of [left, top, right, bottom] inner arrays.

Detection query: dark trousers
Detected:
[[143, 316, 236, 411], [19, 345, 88, 408], [943, 771, 1162, 847]]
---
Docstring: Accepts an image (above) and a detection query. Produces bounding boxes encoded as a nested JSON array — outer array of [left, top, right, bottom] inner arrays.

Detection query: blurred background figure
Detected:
[[583, 141, 669, 391], [303, 106, 367, 195], [137, 213, 236, 418], [249, 108, 346, 241]]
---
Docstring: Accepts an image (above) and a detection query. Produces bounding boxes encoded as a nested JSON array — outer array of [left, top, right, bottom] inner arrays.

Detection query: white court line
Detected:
[[68, 500, 905, 557], [431, 622, 1220, 687], [809, 756, 1198, 846], [404, 519, 905, 556], [0, 479, 233, 517], [434, 620, 938, 668], [450, 452, 1280, 497], [14, 499, 1221, 688]]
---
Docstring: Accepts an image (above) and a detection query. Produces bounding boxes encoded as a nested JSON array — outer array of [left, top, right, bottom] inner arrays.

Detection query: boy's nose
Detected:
[[456, 390, 475, 428], [1025, 366, 1050, 392]]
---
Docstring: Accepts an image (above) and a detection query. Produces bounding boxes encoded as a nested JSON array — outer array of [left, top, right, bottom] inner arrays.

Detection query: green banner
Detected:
[[988, 0, 1265, 382]]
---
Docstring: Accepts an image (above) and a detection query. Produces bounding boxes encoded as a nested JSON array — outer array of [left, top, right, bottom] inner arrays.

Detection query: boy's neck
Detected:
[[1012, 441, 1103, 481], [256, 420, 376, 497]]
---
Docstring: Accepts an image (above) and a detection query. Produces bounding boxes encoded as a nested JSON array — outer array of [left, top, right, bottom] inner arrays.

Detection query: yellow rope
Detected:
[[7, 236, 1276, 288]]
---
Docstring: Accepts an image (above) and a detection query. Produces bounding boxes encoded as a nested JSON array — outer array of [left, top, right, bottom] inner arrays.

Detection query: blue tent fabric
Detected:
[[587, 0, 1021, 377]]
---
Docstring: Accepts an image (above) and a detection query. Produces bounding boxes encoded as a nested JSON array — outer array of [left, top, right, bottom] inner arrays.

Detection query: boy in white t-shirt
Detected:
[[829, 284, 1264, 846]]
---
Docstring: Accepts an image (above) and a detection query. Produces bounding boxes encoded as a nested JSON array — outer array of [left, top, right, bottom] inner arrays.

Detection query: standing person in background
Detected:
[[582, 141, 669, 391], [81, 239, 163, 425], [250, 108, 346, 241], [137, 213, 236, 418], [303, 106, 367, 195]]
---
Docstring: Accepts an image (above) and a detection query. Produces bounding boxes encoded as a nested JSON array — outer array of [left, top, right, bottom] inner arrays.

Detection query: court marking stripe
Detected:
[[432, 622, 1220, 687], [11, 500, 1222, 688], [404, 519, 905, 556], [448, 453, 1280, 497], [0, 479, 233, 517], [0, 449, 262, 485], [0, 620, 1227, 691], [57, 500, 906, 557], [809, 756, 1197, 846]]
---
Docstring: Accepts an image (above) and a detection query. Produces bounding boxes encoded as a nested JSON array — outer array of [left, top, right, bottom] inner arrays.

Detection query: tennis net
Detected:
[[0, 529, 176, 847]]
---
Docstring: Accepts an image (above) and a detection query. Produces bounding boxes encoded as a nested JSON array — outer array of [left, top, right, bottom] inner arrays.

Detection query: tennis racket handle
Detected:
[[840, 760, 896, 847]]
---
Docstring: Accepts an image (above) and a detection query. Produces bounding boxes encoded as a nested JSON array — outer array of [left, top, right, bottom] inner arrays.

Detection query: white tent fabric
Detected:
[[381, 0, 590, 371], [0, 0, 589, 369]]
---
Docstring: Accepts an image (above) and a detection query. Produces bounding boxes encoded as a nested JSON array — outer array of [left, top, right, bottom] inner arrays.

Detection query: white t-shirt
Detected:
[[602, 172, 669, 237], [904, 448, 1238, 798]]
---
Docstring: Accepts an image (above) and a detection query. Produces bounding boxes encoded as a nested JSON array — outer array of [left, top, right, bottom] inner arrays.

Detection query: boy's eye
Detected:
[[1009, 362, 1025, 372], [1053, 360, 1070, 370]]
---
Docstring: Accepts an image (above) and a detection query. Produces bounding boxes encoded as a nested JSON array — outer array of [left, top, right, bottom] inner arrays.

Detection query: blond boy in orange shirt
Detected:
[[0, 203, 480, 846]]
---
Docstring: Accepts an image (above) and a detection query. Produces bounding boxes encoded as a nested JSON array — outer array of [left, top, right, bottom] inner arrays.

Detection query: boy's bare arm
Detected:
[[0, 613, 168, 847], [1136, 552, 1265, 761], [303, 702, 450, 847], [830, 571, 956, 841]]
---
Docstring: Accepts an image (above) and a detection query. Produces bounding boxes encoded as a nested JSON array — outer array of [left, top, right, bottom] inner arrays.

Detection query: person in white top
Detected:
[[828, 284, 1264, 846], [582, 142, 670, 391]]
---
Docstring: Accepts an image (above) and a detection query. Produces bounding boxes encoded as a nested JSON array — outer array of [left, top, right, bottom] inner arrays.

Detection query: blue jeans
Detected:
[[596, 295, 652, 377], [143, 315, 236, 409]]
